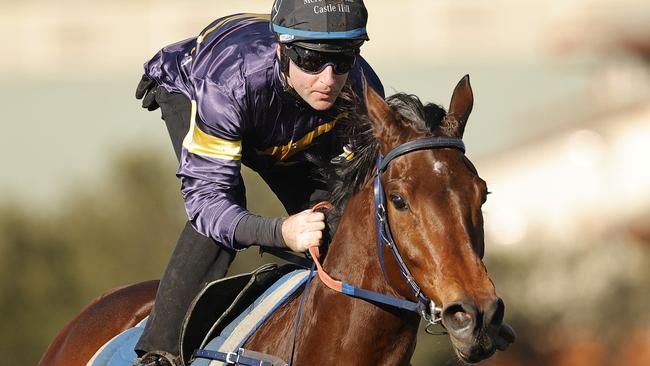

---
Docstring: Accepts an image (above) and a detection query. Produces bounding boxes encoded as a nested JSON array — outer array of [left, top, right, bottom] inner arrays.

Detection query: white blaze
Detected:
[[433, 161, 445, 174]]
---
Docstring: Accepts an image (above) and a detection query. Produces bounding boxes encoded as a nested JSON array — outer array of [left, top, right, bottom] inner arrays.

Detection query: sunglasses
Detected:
[[284, 45, 358, 75]]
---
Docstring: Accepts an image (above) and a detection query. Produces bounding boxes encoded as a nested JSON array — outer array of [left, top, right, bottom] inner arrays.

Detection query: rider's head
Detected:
[[271, 0, 369, 110]]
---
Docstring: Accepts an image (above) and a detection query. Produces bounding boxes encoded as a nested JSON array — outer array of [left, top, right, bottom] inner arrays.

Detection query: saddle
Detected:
[[179, 263, 306, 366], [86, 264, 307, 366]]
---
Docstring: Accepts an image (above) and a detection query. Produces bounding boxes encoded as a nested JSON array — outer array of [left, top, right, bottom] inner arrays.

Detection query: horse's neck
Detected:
[[324, 188, 389, 292], [297, 186, 420, 365]]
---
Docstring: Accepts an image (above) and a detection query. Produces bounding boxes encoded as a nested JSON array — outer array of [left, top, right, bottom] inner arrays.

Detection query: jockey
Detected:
[[133, 0, 383, 365]]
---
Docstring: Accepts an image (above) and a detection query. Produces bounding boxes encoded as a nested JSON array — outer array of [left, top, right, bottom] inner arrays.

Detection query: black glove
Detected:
[[135, 74, 160, 111]]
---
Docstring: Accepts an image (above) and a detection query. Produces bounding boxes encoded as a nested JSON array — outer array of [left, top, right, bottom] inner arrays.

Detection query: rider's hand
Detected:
[[135, 75, 160, 111], [281, 209, 326, 252]]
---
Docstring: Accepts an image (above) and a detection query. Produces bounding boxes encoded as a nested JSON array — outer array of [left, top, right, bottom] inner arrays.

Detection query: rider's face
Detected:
[[278, 47, 350, 111]]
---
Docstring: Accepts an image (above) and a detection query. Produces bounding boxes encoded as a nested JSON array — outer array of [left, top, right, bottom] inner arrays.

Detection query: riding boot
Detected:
[[134, 222, 235, 356]]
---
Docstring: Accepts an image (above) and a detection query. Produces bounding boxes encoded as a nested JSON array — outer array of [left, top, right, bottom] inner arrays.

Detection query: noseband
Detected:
[[374, 136, 466, 333]]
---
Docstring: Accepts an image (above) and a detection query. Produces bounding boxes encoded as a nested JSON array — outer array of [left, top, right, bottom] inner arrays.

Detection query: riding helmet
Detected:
[[270, 0, 369, 53]]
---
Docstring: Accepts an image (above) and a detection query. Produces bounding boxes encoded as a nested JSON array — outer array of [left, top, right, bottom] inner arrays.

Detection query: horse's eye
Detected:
[[390, 193, 408, 211]]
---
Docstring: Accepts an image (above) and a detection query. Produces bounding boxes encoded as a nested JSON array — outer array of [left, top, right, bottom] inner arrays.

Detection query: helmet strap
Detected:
[[279, 44, 291, 76], [278, 45, 304, 102]]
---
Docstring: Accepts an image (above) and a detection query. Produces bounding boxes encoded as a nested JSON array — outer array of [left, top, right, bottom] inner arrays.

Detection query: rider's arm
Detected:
[[178, 154, 251, 250], [234, 212, 324, 252], [234, 215, 286, 248], [177, 77, 259, 250], [180, 151, 322, 252], [177, 78, 323, 252]]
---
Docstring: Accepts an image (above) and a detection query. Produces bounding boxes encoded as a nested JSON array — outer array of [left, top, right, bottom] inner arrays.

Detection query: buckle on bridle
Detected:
[[376, 204, 386, 221], [225, 349, 242, 364]]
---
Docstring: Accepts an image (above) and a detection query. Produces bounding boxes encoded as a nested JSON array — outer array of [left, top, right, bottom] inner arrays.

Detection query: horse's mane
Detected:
[[310, 90, 447, 217]]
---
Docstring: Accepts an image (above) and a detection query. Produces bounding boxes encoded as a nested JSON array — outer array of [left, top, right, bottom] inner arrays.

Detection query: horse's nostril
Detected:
[[452, 310, 472, 329], [442, 302, 477, 337]]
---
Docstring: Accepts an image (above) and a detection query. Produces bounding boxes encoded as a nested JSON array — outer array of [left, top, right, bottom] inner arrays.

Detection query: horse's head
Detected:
[[365, 76, 515, 363]]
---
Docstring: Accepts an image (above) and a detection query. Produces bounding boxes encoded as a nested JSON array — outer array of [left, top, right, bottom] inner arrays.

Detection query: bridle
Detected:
[[374, 136, 465, 333], [309, 136, 467, 334]]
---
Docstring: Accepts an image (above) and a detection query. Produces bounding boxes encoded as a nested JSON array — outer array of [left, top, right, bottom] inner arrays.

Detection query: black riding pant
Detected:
[[134, 81, 325, 356]]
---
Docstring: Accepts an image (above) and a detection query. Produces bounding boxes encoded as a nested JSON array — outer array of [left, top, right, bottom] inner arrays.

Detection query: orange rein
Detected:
[[308, 201, 344, 293]]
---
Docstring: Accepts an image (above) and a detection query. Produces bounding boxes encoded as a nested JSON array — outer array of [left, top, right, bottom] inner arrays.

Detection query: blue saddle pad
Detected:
[[190, 269, 310, 366], [87, 269, 310, 366], [86, 317, 147, 366]]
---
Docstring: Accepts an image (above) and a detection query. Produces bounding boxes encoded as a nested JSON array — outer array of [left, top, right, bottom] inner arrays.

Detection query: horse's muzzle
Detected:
[[441, 297, 513, 363]]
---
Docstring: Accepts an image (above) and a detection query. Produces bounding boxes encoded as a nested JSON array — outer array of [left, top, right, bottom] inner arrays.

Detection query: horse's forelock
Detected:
[[386, 93, 447, 136]]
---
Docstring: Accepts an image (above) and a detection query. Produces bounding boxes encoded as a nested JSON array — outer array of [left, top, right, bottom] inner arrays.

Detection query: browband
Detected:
[[377, 137, 465, 173]]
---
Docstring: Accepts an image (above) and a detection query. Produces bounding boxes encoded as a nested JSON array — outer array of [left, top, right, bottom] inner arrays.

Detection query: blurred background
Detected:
[[1, 0, 649, 365]]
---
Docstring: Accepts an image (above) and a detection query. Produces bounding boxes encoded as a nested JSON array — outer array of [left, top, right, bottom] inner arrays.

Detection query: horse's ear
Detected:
[[365, 84, 392, 128], [365, 83, 401, 152], [442, 74, 474, 138]]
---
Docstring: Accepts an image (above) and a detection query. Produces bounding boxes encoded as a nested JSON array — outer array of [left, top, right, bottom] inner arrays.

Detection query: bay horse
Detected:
[[40, 76, 515, 366]]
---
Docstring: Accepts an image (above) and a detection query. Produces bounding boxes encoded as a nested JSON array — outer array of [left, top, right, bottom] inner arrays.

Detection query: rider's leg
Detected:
[[134, 79, 237, 358], [134, 222, 235, 357]]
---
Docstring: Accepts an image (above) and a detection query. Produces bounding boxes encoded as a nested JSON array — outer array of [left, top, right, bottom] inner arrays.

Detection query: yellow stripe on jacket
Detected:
[[183, 100, 242, 160], [256, 112, 348, 161]]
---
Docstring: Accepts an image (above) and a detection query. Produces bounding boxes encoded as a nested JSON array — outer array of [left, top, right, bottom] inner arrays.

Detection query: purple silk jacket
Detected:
[[143, 14, 384, 249]]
